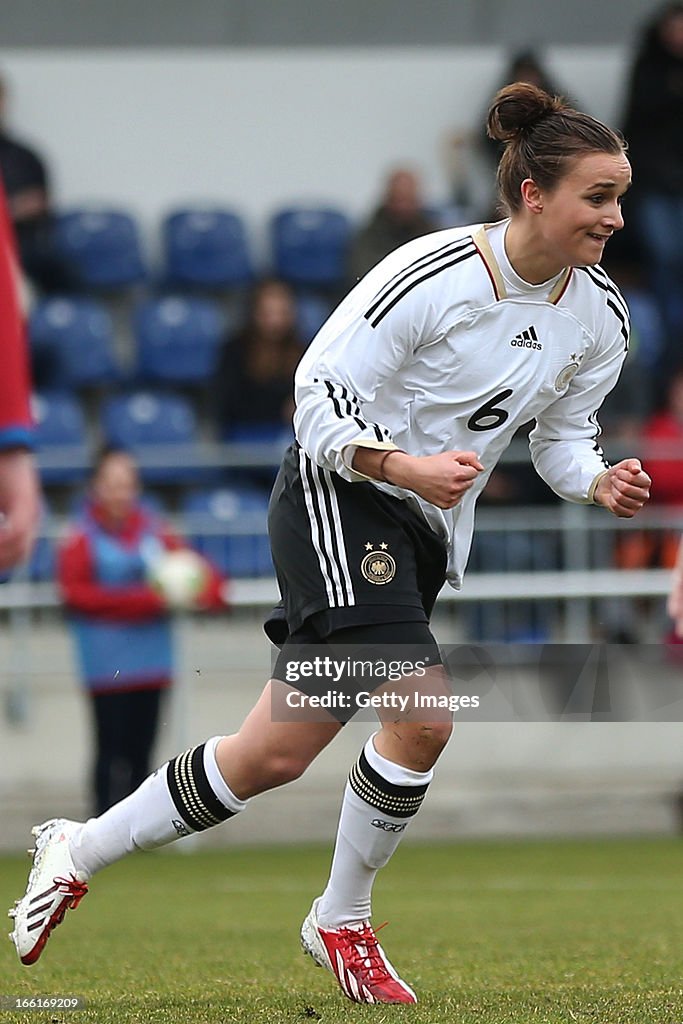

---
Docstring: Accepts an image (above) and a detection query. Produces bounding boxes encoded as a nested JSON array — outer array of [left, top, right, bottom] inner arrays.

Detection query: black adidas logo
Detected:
[[510, 326, 542, 350]]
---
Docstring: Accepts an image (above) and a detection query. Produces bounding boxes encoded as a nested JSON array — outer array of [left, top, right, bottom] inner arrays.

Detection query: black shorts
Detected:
[[264, 443, 448, 647], [271, 620, 444, 724]]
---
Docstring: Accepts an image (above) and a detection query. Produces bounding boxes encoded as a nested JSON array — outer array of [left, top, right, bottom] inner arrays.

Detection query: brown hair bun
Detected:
[[487, 81, 565, 143]]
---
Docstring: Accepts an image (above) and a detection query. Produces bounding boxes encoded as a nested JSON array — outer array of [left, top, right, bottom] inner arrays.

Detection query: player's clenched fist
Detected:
[[383, 450, 485, 509], [593, 458, 651, 518]]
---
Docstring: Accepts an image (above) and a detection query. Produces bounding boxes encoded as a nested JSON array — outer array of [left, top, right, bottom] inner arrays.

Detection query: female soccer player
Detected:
[[10, 83, 651, 1004]]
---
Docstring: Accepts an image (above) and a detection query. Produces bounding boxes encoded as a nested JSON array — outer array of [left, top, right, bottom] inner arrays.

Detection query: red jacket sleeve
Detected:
[[196, 557, 229, 611], [57, 531, 168, 621], [644, 417, 683, 505], [0, 180, 33, 449]]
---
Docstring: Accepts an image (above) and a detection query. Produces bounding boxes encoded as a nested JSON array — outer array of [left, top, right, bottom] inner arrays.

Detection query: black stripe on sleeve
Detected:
[[588, 410, 610, 469], [325, 380, 367, 430], [587, 265, 630, 323], [369, 248, 478, 328], [607, 299, 630, 349], [364, 237, 475, 322], [578, 266, 630, 349], [366, 238, 473, 321]]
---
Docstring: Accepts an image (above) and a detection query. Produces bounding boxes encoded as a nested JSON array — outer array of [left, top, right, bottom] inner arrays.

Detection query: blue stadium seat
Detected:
[[181, 487, 272, 578], [223, 422, 293, 446], [101, 390, 208, 485], [295, 292, 332, 344], [134, 296, 224, 385], [32, 391, 90, 485], [54, 208, 147, 289], [271, 207, 351, 288], [163, 208, 253, 288], [29, 296, 121, 389]]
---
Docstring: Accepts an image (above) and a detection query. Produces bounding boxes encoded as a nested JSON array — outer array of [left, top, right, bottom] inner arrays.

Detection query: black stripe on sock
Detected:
[[166, 743, 235, 833], [189, 743, 235, 825], [348, 748, 430, 819]]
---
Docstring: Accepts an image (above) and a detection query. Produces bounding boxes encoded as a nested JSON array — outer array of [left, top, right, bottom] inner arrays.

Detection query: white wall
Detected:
[[0, 46, 631, 263]]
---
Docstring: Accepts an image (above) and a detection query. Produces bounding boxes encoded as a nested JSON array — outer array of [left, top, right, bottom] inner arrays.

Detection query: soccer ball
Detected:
[[148, 549, 208, 610]]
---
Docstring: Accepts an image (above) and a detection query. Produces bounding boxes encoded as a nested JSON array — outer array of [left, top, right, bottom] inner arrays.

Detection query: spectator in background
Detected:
[[348, 168, 438, 282], [57, 447, 224, 815], [641, 370, 683, 508], [477, 50, 573, 219], [0, 73, 73, 294], [0, 177, 39, 573], [621, 3, 683, 389], [212, 277, 301, 442], [613, 371, 683, 580]]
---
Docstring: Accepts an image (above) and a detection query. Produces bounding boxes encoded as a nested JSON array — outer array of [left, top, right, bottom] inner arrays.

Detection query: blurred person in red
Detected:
[[57, 447, 225, 815], [615, 371, 683, 578], [0, 177, 39, 573], [642, 370, 683, 507], [668, 536, 683, 637]]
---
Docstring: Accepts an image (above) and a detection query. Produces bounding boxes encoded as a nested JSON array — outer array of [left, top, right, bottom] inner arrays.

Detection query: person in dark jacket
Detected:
[[348, 168, 438, 282], [0, 74, 75, 293], [212, 277, 301, 442], [621, 2, 683, 385]]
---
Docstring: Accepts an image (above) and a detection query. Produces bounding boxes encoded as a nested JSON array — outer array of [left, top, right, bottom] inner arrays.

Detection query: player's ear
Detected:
[[520, 178, 544, 215]]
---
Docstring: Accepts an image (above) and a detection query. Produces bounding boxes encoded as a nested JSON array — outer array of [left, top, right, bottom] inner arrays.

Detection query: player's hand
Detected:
[[0, 450, 41, 571], [383, 450, 485, 509], [593, 458, 651, 518]]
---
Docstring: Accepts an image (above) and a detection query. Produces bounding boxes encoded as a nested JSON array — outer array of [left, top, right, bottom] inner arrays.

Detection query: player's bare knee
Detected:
[[379, 717, 452, 771], [260, 750, 311, 787], [410, 720, 453, 764]]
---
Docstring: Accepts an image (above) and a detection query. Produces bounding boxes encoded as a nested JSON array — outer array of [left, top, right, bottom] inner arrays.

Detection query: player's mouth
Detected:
[[587, 231, 611, 243]]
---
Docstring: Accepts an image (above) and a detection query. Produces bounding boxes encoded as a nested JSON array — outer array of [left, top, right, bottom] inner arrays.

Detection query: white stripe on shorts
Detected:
[[298, 449, 355, 608]]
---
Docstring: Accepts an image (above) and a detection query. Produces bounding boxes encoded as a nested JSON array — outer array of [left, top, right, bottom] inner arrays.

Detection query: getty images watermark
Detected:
[[283, 653, 479, 715], [269, 643, 683, 722]]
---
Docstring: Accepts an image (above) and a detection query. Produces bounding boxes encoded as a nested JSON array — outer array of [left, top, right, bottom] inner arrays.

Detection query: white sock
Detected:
[[316, 733, 433, 929], [69, 736, 247, 876]]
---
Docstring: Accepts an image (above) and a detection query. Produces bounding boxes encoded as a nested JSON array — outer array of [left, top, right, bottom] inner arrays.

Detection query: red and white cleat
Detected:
[[300, 897, 417, 1004], [8, 819, 89, 966]]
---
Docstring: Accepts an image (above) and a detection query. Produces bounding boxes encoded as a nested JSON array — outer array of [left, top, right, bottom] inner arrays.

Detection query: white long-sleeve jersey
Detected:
[[293, 220, 630, 589]]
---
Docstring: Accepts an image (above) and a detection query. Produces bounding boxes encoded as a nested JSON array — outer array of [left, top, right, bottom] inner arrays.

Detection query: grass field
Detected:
[[1, 838, 682, 1023]]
